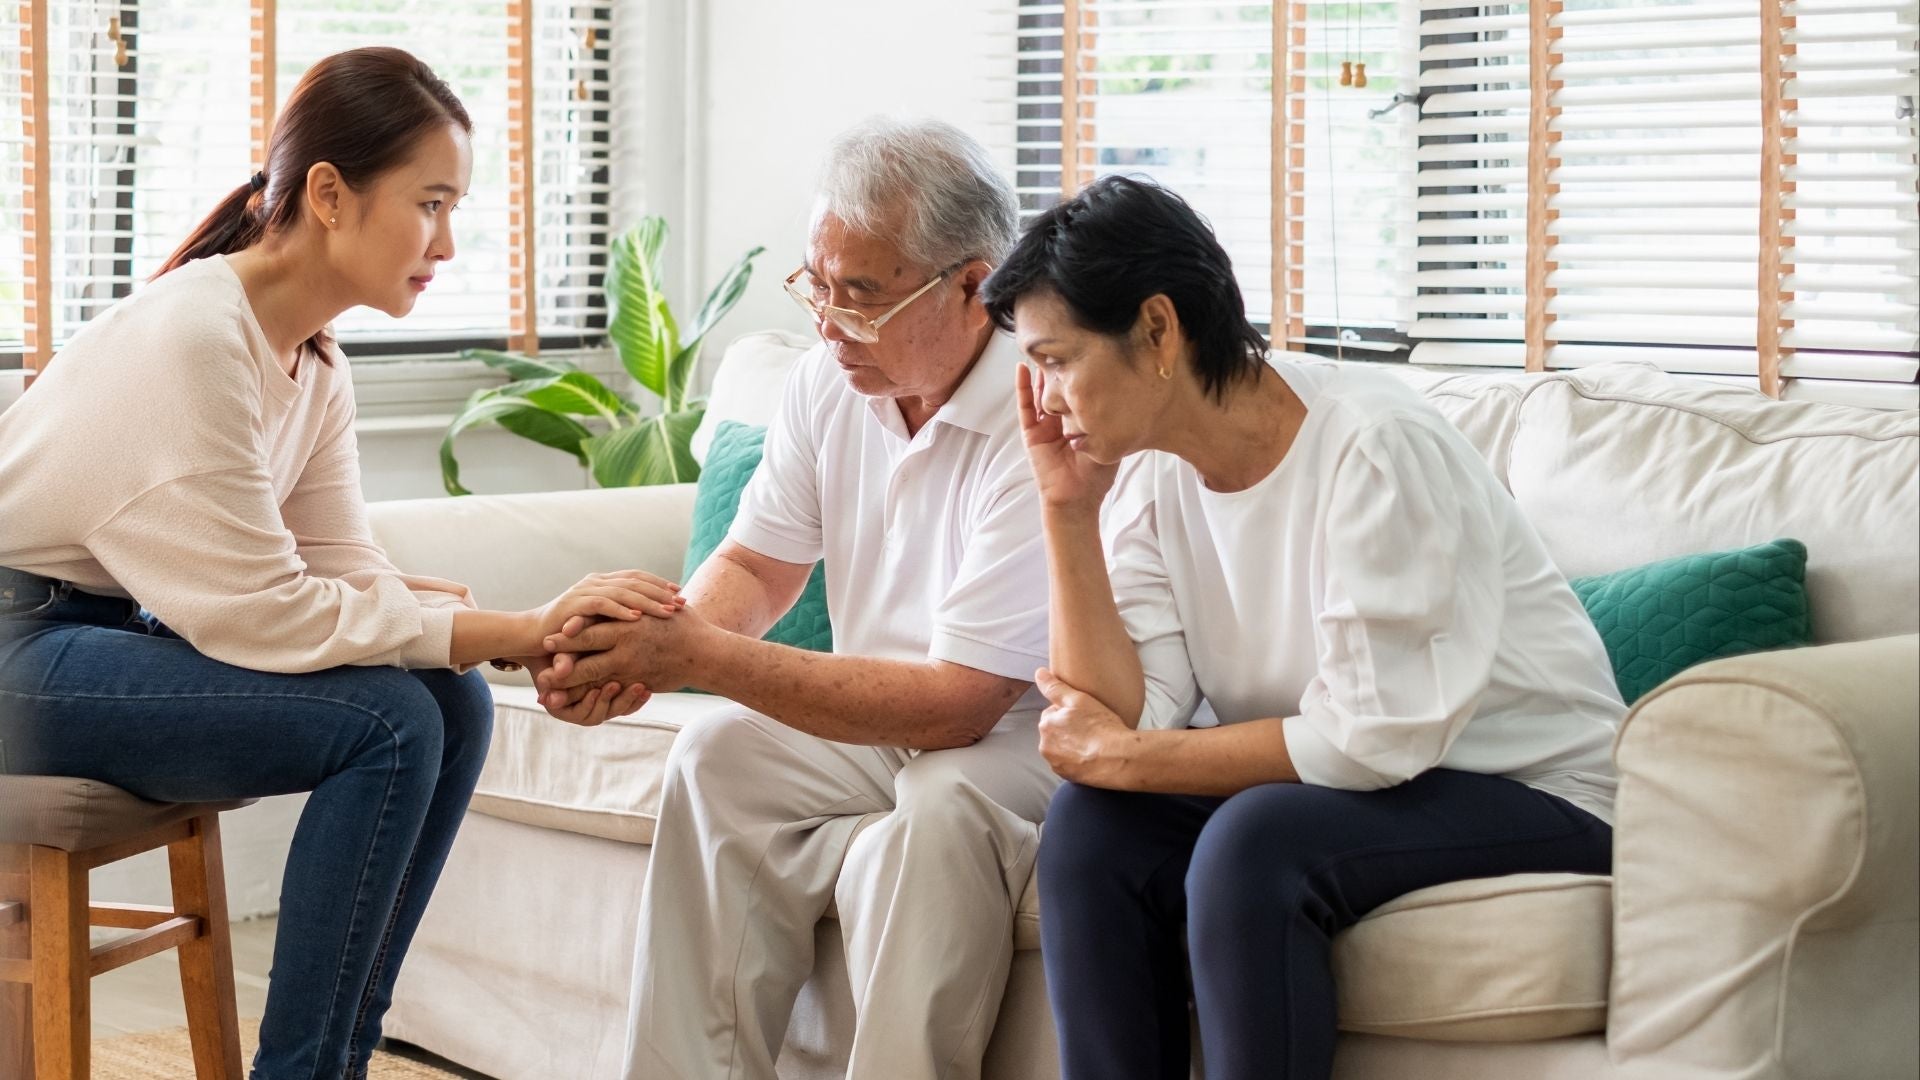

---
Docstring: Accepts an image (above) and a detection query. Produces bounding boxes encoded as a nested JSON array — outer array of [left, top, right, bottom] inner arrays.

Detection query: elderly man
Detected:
[[535, 118, 1054, 1080]]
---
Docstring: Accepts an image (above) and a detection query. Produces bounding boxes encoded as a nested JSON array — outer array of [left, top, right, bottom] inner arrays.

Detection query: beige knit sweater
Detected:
[[0, 255, 472, 673]]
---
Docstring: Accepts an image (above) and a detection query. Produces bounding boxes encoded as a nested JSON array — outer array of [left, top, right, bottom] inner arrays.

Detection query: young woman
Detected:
[[980, 176, 1625, 1080], [0, 48, 668, 1078]]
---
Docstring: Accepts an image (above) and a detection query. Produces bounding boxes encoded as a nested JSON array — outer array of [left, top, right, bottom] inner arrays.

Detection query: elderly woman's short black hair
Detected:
[[981, 175, 1269, 402]]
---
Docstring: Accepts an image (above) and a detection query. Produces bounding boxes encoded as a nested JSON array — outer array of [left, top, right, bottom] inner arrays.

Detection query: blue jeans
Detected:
[[1038, 769, 1614, 1080], [0, 567, 493, 1080]]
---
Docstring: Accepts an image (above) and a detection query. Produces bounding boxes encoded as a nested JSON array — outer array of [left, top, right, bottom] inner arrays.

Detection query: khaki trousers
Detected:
[[623, 709, 1059, 1080]]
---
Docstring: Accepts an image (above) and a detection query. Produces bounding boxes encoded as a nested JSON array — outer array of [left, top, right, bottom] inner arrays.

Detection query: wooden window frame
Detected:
[[4, 0, 615, 373]]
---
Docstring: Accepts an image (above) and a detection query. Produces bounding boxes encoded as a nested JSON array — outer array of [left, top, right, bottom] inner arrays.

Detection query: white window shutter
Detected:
[[1413, 0, 1918, 405], [276, 1, 515, 344], [2, 2, 32, 356], [531, 2, 613, 337], [35, 0, 252, 349]]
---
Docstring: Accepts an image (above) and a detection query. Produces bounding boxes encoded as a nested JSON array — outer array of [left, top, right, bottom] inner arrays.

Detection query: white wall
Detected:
[[692, 0, 1017, 345]]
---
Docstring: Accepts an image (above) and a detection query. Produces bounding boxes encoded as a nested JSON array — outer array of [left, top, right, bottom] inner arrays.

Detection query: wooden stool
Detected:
[[1, 776, 254, 1079]]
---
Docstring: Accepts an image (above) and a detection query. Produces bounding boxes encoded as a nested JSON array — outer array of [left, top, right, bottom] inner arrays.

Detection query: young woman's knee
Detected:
[[327, 667, 449, 775], [408, 668, 494, 758]]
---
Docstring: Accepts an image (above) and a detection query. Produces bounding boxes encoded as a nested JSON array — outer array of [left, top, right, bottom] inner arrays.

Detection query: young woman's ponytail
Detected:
[[156, 172, 271, 283]]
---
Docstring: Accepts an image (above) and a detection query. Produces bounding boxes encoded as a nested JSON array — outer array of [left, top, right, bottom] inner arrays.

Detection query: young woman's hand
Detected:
[[524, 570, 683, 649], [1035, 667, 1142, 789], [1018, 364, 1118, 515]]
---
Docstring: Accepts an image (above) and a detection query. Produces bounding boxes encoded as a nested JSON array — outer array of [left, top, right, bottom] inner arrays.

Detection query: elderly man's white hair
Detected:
[[815, 117, 1020, 272]]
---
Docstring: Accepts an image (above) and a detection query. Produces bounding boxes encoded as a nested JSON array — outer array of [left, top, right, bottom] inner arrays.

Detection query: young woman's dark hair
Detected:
[[155, 46, 471, 364], [981, 174, 1269, 402]]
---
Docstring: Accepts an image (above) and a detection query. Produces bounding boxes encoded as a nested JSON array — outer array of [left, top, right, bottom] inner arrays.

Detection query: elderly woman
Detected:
[[978, 175, 1625, 1080]]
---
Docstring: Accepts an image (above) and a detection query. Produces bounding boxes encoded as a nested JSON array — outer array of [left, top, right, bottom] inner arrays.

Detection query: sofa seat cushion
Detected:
[[478, 679, 1610, 1044], [1013, 860, 1608, 1043], [469, 684, 744, 845], [1332, 872, 1611, 1042]]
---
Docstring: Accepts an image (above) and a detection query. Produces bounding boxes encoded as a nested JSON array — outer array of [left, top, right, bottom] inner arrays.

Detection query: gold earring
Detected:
[[1157, 366, 1172, 381]]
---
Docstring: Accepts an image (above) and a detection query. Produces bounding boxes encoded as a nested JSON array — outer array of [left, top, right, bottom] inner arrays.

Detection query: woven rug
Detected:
[[92, 1023, 473, 1080]]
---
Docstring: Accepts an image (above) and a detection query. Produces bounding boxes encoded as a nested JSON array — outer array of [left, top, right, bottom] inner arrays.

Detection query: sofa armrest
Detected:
[[1607, 634, 1919, 1080], [368, 485, 698, 617]]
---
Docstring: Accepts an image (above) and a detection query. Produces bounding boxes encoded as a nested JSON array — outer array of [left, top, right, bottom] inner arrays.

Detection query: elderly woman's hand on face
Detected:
[[1017, 364, 1119, 515], [1035, 667, 1143, 789]]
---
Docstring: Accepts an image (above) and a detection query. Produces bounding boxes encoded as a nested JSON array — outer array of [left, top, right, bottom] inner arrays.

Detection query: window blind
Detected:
[[1015, 0, 1419, 344], [1771, 0, 1919, 364], [1022, 0, 1279, 324], [26, 0, 252, 351], [3, 1, 32, 358], [1012, 2, 1068, 213], [2, 0, 624, 367], [529, 2, 612, 336], [1278, 0, 1421, 348], [1411, 0, 1918, 402], [277, 0, 516, 344]]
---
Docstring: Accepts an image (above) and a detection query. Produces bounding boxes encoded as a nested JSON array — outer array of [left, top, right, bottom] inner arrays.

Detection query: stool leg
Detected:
[[28, 845, 87, 1080], [170, 814, 243, 1080], [2, 843, 31, 1079]]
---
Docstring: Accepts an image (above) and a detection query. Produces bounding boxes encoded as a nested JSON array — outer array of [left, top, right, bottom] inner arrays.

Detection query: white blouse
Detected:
[[1106, 360, 1624, 822]]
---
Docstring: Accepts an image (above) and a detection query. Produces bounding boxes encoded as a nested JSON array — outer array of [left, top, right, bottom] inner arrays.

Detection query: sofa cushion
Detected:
[[1505, 362, 1919, 645], [684, 420, 833, 654], [690, 330, 813, 466], [1570, 537, 1812, 704], [1377, 362, 1551, 491], [1331, 873, 1612, 1042], [468, 684, 745, 845], [1011, 864, 1610, 1043]]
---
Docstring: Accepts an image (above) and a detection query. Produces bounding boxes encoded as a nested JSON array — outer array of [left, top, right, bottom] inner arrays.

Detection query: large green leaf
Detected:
[[460, 347, 578, 382], [607, 219, 677, 398], [681, 245, 766, 357], [583, 406, 705, 487], [520, 370, 635, 423], [441, 389, 594, 496], [667, 244, 764, 412]]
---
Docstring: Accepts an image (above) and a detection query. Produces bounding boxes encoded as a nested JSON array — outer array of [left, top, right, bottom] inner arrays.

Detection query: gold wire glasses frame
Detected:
[[783, 264, 961, 344]]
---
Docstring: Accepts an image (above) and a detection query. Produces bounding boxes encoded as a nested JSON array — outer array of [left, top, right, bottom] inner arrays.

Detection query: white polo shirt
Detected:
[[729, 330, 1050, 724]]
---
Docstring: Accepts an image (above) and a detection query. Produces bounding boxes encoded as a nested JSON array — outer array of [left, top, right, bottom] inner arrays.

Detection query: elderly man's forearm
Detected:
[[683, 543, 809, 639], [698, 634, 1022, 749]]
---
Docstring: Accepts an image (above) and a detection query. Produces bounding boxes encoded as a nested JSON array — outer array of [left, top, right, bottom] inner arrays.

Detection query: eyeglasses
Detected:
[[783, 263, 961, 344]]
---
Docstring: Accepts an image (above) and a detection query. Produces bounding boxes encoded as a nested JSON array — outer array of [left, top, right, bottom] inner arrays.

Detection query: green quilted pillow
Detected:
[[1569, 538, 1811, 705], [682, 420, 833, 653]]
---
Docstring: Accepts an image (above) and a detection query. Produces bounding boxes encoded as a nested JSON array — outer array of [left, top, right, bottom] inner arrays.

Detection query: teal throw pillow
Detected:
[[1569, 538, 1811, 705], [683, 421, 833, 654]]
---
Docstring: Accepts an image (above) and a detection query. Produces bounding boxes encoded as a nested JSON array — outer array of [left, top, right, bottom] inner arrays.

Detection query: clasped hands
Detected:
[[503, 569, 717, 727]]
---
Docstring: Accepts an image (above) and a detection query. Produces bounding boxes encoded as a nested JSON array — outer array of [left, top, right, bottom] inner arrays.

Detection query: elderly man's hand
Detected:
[[1035, 667, 1142, 789], [537, 606, 718, 708], [517, 653, 653, 726]]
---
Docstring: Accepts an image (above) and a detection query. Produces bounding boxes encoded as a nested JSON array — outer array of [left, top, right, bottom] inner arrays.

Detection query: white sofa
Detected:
[[369, 337, 1920, 1080]]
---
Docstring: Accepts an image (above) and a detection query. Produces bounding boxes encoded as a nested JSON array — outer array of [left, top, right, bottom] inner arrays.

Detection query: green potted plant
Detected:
[[440, 217, 765, 494]]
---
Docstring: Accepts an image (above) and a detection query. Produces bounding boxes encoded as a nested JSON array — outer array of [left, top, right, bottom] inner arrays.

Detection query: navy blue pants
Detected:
[[1037, 769, 1612, 1080]]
